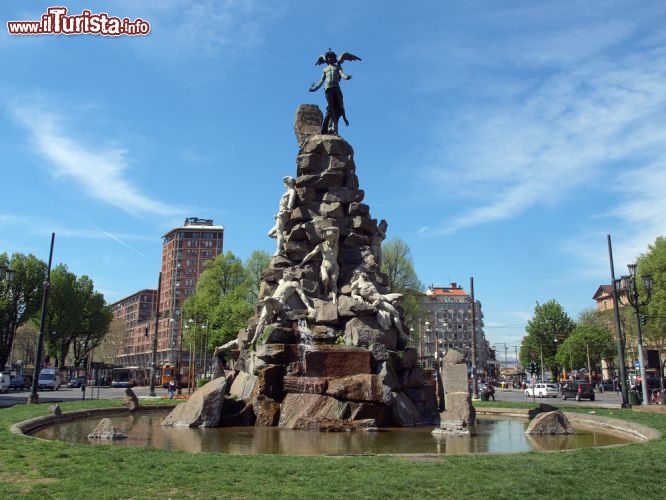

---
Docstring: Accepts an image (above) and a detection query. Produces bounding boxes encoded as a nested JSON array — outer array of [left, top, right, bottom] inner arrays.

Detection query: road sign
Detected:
[[635, 361, 640, 369]]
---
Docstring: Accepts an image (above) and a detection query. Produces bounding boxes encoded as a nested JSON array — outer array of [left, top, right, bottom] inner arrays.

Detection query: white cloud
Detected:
[[418, 37, 666, 236], [11, 104, 183, 218], [115, 0, 283, 60]]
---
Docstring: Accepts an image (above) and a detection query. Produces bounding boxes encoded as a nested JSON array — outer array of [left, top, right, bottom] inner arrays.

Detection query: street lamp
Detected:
[[617, 263, 652, 405], [0, 264, 15, 285]]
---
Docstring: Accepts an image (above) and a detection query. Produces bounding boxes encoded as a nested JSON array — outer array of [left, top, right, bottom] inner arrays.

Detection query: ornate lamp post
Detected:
[[617, 263, 652, 405], [0, 264, 15, 287]]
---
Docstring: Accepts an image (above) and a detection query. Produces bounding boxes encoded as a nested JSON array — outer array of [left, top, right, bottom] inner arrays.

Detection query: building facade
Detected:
[[112, 217, 224, 369], [111, 289, 157, 365], [417, 283, 493, 377]]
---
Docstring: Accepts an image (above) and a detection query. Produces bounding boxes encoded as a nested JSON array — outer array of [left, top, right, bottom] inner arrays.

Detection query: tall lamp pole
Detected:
[[618, 263, 652, 405], [470, 277, 478, 399], [148, 272, 162, 397], [28, 233, 55, 404], [607, 235, 630, 406]]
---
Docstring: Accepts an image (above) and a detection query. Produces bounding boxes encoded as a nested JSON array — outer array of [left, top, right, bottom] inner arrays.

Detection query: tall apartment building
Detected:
[[417, 283, 493, 377], [111, 289, 158, 365], [112, 217, 224, 368]]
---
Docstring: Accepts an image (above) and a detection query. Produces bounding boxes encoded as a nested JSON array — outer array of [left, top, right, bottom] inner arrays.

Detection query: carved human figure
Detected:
[[268, 176, 297, 256], [370, 219, 388, 266], [300, 227, 340, 302], [250, 267, 316, 347], [309, 50, 361, 135], [350, 270, 409, 342]]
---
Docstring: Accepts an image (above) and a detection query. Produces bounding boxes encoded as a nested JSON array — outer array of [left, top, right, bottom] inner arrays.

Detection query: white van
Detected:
[[0, 373, 9, 393], [37, 368, 61, 391]]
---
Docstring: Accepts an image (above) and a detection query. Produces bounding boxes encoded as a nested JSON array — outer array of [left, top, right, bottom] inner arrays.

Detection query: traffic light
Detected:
[[640, 315, 647, 325]]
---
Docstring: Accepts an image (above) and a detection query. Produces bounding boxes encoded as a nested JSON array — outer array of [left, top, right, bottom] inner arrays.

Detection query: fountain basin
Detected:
[[19, 406, 650, 456]]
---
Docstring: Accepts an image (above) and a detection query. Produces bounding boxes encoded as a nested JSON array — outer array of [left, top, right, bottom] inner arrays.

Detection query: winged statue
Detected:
[[309, 49, 362, 135]]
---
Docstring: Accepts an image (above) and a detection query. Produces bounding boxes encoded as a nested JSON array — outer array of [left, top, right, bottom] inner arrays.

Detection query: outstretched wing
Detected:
[[315, 55, 327, 65], [338, 52, 361, 64]]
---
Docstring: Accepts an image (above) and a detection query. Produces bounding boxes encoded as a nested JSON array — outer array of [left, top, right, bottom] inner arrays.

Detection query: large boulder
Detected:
[[525, 410, 575, 435], [278, 393, 351, 429], [88, 418, 127, 440], [161, 376, 227, 428], [294, 104, 323, 146]]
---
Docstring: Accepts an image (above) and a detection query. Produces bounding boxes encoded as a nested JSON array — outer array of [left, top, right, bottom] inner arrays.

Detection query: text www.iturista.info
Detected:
[[7, 7, 150, 36]]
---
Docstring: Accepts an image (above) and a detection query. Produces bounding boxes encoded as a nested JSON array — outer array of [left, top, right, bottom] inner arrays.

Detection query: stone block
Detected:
[[283, 376, 328, 394], [161, 376, 227, 428], [326, 374, 393, 404], [229, 371, 257, 401], [443, 363, 469, 394], [525, 410, 575, 435], [252, 364, 284, 401], [304, 346, 372, 377], [344, 316, 398, 351], [442, 391, 476, 424], [278, 393, 351, 429], [253, 395, 281, 427]]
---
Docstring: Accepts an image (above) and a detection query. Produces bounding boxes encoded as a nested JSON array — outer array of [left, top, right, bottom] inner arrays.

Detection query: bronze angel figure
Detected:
[[309, 49, 362, 135]]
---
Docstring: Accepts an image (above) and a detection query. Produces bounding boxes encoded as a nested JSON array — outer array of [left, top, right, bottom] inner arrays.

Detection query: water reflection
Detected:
[[31, 413, 631, 455]]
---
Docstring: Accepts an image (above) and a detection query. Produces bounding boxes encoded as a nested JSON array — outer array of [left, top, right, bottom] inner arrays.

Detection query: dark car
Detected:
[[67, 376, 86, 388], [561, 381, 595, 401], [9, 375, 27, 391]]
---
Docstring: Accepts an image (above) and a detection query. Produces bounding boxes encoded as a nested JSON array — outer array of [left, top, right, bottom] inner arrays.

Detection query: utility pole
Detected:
[[28, 232, 55, 405], [470, 277, 478, 399], [148, 272, 162, 397]]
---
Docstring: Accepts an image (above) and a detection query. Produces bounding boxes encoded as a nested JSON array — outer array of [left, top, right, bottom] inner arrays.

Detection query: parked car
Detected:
[[9, 375, 27, 391], [561, 381, 595, 401], [37, 368, 61, 391], [67, 376, 86, 388], [525, 383, 560, 398], [0, 373, 9, 393]]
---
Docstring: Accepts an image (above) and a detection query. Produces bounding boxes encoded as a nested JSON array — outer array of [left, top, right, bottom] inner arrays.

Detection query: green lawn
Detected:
[[1, 400, 664, 499]]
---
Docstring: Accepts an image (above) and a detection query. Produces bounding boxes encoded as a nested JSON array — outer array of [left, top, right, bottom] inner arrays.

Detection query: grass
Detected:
[[1, 399, 665, 499]]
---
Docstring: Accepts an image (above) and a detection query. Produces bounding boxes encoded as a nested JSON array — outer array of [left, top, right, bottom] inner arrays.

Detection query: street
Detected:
[[1, 383, 626, 410], [487, 386, 624, 408], [0, 384, 172, 408]]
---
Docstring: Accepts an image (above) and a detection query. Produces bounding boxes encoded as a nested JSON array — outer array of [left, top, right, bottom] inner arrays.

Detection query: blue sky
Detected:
[[2, 1, 665, 354]]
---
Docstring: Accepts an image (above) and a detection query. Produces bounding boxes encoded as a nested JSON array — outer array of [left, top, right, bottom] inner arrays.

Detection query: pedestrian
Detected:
[[168, 379, 175, 399], [488, 384, 496, 401]]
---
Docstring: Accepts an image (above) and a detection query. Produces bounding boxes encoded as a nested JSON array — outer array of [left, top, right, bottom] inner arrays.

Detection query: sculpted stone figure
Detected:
[[309, 49, 361, 135], [300, 227, 340, 302], [350, 270, 409, 343], [251, 267, 316, 347], [268, 176, 297, 256]]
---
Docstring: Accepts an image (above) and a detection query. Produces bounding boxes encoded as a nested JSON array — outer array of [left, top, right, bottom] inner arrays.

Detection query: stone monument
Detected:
[[214, 104, 438, 430], [433, 349, 476, 435]]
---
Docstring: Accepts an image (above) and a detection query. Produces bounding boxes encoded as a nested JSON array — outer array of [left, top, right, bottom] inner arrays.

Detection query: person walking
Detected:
[[168, 379, 175, 399]]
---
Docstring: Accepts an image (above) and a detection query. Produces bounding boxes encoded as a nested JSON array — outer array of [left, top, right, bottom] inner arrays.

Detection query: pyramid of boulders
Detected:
[[222, 105, 437, 429]]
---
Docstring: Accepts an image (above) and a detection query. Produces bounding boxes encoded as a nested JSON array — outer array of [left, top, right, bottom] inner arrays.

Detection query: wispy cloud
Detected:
[[11, 103, 183, 218], [115, 0, 283, 60], [417, 25, 666, 236]]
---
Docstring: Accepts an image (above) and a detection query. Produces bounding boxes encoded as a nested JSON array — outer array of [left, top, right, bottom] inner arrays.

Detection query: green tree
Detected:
[[41, 265, 112, 367], [0, 253, 47, 371], [555, 324, 616, 381], [381, 237, 424, 334], [521, 300, 575, 380], [183, 251, 254, 353], [244, 250, 271, 305], [637, 236, 666, 351]]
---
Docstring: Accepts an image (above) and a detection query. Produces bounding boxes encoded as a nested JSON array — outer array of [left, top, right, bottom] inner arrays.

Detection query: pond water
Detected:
[[31, 413, 633, 455]]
